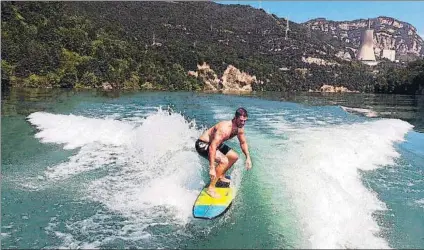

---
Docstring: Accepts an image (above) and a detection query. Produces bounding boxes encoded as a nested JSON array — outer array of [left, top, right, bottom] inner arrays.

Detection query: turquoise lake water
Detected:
[[2, 89, 423, 248]]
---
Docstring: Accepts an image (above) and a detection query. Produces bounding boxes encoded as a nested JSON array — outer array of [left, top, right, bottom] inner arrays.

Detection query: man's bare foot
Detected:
[[218, 176, 231, 183], [207, 188, 221, 199]]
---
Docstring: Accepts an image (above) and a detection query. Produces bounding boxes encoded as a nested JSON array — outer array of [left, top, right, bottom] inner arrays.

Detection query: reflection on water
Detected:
[[1, 88, 75, 117], [2, 88, 423, 132], [1, 88, 129, 117], [253, 92, 424, 133]]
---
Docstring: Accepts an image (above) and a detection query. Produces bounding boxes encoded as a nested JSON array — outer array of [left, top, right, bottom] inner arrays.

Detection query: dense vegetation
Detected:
[[373, 60, 424, 94], [1, 1, 423, 94], [1, 2, 204, 91]]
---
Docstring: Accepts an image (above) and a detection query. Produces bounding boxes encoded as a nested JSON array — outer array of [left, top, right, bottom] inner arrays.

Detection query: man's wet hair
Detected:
[[235, 107, 248, 118]]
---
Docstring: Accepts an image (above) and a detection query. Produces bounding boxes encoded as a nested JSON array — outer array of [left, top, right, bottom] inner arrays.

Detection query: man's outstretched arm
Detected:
[[238, 129, 252, 170]]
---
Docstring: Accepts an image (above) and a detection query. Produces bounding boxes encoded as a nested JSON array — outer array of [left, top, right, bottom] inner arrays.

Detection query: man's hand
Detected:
[[209, 168, 217, 181], [245, 157, 252, 170]]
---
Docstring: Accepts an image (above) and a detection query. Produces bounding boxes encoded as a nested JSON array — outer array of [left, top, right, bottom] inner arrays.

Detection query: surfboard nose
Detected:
[[193, 205, 228, 219]]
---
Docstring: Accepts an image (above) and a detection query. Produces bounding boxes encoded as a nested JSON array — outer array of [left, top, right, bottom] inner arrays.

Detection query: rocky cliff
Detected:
[[188, 63, 257, 93], [304, 16, 424, 61]]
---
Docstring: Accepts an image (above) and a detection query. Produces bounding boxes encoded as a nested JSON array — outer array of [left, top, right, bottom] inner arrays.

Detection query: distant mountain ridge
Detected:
[[304, 16, 424, 60], [2, 1, 423, 94]]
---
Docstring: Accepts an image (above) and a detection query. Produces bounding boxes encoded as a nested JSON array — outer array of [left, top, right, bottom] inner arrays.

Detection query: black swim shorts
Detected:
[[195, 139, 232, 160]]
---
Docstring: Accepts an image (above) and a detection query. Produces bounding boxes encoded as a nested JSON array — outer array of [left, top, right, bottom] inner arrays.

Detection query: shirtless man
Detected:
[[195, 107, 252, 198]]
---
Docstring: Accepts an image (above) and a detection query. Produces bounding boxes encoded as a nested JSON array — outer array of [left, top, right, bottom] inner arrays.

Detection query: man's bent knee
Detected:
[[227, 151, 239, 164], [220, 156, 229, 166]]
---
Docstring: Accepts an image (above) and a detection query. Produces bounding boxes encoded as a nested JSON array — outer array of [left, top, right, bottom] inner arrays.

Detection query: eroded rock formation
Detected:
[[189, 63, 257, 93]]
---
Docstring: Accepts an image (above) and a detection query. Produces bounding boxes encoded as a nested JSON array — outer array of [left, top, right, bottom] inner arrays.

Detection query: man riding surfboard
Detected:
[[195, 107, 252, 198]]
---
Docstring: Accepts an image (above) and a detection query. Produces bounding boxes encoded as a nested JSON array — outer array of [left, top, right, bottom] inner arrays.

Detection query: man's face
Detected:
[[235, 115, 248, 128]]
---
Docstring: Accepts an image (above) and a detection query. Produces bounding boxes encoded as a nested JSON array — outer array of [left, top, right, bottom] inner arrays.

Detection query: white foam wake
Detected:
[[28, 112, 134, 150], [341, 105, 379, 118], [27, 109, 206, 247], [263, 117, 413, 249]]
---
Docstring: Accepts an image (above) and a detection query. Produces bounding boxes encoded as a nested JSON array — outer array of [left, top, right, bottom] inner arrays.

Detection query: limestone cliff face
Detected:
[[188, 62, 220, 91], [221, 65, 255, 93], [317, 84, 358, 93], [304, 16, 424, 60], [188, 63, 256, 93]]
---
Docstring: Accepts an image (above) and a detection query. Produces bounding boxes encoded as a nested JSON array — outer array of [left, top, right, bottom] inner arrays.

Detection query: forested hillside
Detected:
[[1, 1, 423, 94]]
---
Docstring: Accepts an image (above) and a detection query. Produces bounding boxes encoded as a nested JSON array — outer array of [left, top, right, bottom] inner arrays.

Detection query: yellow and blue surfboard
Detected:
[[193, 176, 234, 219]]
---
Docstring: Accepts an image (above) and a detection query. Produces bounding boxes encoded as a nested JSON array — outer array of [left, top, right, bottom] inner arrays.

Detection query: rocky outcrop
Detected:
[[302, 56, 340, 66], [188, 62, 220, 91], [188, 63, 257, 93], [304, 16, 424, 61], [221, 65, 256, 93], [335, 51, 352, 61], [313, 84, 359, 93], [102, 82, 114, 90]]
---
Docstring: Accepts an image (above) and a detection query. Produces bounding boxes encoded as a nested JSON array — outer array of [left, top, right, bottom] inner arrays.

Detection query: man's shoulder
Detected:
[[216, 120, 232, 131], [217, 120, 231, 126]]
